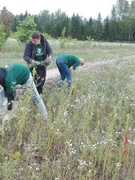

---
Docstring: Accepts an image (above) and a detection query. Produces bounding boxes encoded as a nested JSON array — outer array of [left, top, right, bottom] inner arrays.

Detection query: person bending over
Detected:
[[56, 54, 84, 89], [0, 63, 48, 119]]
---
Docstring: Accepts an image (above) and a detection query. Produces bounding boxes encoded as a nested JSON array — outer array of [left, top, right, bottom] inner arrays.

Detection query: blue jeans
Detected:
[[56, 57, 71, 88]]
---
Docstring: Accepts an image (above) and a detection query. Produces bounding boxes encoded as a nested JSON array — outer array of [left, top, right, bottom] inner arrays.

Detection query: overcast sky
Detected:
[[0, 0, 117, 19]]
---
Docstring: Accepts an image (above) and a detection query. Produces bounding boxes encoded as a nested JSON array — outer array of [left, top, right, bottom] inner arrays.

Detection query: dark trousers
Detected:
[[31, 65, 46, 94]]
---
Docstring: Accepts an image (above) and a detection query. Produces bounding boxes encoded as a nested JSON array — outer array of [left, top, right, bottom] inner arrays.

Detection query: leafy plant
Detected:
[[14, 16, 36, 42], [0, 23, 6, 50]]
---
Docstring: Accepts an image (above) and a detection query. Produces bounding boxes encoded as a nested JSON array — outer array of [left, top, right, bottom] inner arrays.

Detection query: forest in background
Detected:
[[1, 0, 135, 42]]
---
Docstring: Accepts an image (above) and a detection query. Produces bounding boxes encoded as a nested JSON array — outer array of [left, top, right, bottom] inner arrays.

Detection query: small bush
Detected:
[[0, 24, 6, 50]]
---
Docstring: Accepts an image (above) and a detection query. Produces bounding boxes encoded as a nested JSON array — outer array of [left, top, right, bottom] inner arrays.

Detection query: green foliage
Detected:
[[61, 26, 66, 38], [86, 35, 94, 41], [42, 32, 53, 39], [15, 16, 36, 42], [0, 23, 6, 50], [58, 27, 67, 49], [70, 14, 84, 40], [0, 6, 14, 37], [2, 0, 135, 42], [59, 37, 66, 49]]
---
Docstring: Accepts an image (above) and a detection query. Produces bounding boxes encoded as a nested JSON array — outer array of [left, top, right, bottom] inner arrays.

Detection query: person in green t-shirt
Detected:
[[0, 63, 48, 120], [56, 54, 84, 89]]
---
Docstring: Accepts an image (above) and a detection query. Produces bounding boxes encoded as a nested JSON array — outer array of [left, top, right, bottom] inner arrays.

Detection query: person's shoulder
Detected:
[[13, 63, 29, 70], [65, 54, 74, 57], [66, 54, 77, 58], [40, 34, 46, 40], [40, 34, 49, 43], [26, 41, 32, 46], [24, 41, 33, 50]]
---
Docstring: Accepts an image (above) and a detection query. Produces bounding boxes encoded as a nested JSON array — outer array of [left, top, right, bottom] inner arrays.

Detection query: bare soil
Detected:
[[45, 60, 114, 89]]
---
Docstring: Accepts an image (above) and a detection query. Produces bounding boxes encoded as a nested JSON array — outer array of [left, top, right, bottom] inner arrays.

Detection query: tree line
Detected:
[[0, 0, 135, 43]]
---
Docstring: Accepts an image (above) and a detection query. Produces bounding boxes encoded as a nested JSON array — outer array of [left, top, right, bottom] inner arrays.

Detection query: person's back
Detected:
[[61, 54, 81, 69], [5, 63, 30, 88], [56, 54, 84, 90], [0, 62, 48, 118]]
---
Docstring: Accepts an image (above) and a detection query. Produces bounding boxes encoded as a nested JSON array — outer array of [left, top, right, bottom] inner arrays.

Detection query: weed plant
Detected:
[[0, 40, 135, 179]]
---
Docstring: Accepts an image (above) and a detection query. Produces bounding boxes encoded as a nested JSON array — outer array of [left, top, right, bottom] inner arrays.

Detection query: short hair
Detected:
[[31, 31, 40, 39], [79, 58, 84, 65]]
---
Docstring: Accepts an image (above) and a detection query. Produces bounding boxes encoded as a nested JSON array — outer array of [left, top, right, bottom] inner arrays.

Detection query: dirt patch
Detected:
[[45, 60, 115, 88], [45, 54, 135, 87]]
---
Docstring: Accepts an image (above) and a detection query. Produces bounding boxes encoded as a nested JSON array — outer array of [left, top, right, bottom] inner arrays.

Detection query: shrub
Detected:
[[0, 23, 6, 50]]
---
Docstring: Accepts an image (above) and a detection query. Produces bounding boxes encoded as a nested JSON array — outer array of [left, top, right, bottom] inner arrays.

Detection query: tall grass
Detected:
[[0, 40, 135, 179]]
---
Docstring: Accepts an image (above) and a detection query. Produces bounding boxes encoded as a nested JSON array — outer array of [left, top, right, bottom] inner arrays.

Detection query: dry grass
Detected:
[[0, 40, 135, 179]]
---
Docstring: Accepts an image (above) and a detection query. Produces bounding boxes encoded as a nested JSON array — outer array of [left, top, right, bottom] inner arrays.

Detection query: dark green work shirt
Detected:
[[5, 63, 30, 94], [61, 54, 80, 70]]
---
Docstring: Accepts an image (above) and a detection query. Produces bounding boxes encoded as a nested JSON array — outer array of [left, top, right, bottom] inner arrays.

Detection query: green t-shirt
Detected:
[[34, 44, 45, 62], [5, 63, 30, 94], [61, 54, 80, 70]]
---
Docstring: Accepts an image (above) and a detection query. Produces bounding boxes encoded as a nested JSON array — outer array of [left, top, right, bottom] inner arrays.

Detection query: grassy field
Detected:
[[0, 40, 135, 179]]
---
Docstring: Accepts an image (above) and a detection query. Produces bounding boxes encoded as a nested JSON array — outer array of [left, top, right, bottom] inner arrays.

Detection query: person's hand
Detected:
[[33, 61, 40, 66], [69, 67, 74, 73], [40, 61, 46, 66], [28, 63, 35, 69], [45, 56, 53, 65], [29, 60, 40, 69], [40, 59, 51, 66]]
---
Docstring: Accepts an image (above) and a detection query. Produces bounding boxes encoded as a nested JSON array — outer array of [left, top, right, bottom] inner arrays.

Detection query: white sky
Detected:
[[0, 0, 117, 19]]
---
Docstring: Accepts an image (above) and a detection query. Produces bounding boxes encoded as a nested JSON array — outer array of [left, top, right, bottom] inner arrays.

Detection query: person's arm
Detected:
[[72, 58, 84, 70], [23, 43, 34, 64], [41, 40, 53, 66], [4, 82, 16, 110], [69, 66, 74, 74], [7, 93, 14, 110], [72, 60, 80, 70]]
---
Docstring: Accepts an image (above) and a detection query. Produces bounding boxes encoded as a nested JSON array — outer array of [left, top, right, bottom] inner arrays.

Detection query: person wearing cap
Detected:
[[0, 62, 48, 120], [23, 31, 53, 94], [56, 54, 84, 89]]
